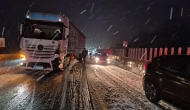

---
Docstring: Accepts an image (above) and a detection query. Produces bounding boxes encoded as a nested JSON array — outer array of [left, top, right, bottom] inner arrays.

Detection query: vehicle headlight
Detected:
[[95, 57, 99, 61], [107, 59, 110, 61], [20, 54, 26, 60]]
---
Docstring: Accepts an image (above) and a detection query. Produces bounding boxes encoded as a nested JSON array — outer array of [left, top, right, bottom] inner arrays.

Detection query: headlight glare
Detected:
[[95, 57, 99, 61]]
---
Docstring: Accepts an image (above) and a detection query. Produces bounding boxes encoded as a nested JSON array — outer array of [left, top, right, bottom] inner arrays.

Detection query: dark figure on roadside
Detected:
[[89, 51, 92, 59], [82, 48, 88, 65], [77, 53, 83, 63]]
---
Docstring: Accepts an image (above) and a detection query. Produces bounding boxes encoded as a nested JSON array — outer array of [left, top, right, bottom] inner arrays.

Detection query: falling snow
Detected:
[[134, 38, 139, 42], [181, 8, 183, 17], [124, 11, 130, 15], [145, 18, 150, 24], [103, 20, 111, 23], [146, 7, 151, 11], [129, 25, 135, 29], [91, 3, 94, 13], [112, 9, 117, 12], [113, 31, 119, 35], [97, 15, 103, 20], [140, 51, 147, 60], [151, 35, 157, 43], [81, 26, 87, 32], [107, 25, 112, 31], [136, 4, 143, 10], [85, 3, 91, 7], [148, 2, 154, 6], [1, 27, 5, 37], [120, 17, 126, 20], [170, 7, 173, 20], [172, 32, 178, 37], [105, 15, 112, 19], [1, 0, 190, 54], [96, 8, 102, 11], [29, 2, 35, 9], [88, 15, 93, 19], [80, 9, 86, 14]]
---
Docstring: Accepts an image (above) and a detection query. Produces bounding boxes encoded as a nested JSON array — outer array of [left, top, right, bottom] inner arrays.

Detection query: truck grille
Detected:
[[25, 44, 56, 59]]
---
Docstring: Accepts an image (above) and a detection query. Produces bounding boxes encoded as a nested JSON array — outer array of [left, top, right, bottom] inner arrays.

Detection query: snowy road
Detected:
[[87, 64, 178, 110], [0, 59, 65, 110], [0, 59, 179, 110]]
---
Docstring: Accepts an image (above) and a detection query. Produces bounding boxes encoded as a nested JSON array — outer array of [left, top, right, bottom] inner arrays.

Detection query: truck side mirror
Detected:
[[0, 38, 5, 48], [20, 24, 23, 35]]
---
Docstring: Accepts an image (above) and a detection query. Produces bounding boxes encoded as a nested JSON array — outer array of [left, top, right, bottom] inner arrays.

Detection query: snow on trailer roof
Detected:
[[26, 12, 64, 23]]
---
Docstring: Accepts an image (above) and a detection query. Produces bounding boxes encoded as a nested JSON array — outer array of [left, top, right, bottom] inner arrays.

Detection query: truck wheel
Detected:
[[144, 81, 160, 103]]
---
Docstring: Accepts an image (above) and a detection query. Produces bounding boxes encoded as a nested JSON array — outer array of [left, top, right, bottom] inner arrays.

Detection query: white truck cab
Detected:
[[19, 12, 69, 71]]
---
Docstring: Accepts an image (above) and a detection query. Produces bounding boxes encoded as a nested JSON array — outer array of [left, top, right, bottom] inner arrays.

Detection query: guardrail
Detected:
[[108, 47, 190, 76], [128, 47, 190, 61], [110, 56, 146, 76]]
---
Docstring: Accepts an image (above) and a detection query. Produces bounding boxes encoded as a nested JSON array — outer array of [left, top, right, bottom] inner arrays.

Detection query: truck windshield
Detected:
[[22, 22, 63, 40]]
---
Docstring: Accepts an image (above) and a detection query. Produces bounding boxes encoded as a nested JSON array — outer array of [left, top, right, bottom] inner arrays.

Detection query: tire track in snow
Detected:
[[87, 71, 109, 110], [104, 65, 179, 110], [65, 63, 94, 110], [93, 65, 157, 110], [87, 65, 140, 109]]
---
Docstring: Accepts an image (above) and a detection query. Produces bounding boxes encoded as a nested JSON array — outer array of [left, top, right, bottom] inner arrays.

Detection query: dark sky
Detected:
[[0, 0, 190, 50]]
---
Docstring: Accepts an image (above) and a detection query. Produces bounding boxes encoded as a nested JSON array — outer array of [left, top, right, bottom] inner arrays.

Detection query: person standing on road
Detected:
[[82, 48, 88, 65], [77, 53, 83, 63], [89, 50, 92, 59]]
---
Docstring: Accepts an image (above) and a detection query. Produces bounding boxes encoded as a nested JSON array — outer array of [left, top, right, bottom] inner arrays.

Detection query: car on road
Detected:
[[93, 52, 110, 64], [143, 55, 190, 108]]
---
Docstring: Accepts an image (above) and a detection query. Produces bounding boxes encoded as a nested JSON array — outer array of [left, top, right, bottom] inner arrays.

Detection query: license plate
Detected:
[[33, 66, 44, 70]]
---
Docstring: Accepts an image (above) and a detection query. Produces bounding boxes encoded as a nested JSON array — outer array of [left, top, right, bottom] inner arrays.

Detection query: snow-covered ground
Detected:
[[87, 64, 179, 110], [0, 73, 25, 88], [0, 58, 25, 88], [0, 59, 23, 75], [0, 57, 180, 109]]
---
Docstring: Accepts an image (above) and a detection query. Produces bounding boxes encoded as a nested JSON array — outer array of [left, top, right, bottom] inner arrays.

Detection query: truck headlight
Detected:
[[107, 61, 110, 64], [20, 54, 26, 60], [26, 15, 29, 18]]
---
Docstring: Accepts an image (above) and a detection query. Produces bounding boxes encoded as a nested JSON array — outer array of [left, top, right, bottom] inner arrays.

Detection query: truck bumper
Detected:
[[20, 60, 54, 71], [20, 66, 53, 71]]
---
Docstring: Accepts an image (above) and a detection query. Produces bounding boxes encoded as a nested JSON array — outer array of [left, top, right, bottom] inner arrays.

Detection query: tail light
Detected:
[[143, 64, 147, 70], [143, 64, 147, 76]]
